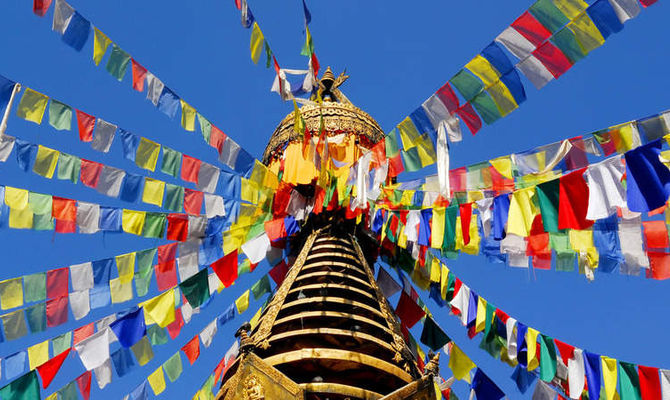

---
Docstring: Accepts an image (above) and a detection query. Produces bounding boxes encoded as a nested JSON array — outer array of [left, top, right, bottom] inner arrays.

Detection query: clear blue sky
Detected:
[[0, 0, 669, 398]]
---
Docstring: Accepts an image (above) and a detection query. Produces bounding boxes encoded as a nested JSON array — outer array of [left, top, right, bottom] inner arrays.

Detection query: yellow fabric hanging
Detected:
[[110, 278, 134, 304], [398, 117, 421, 150], [416, 134, 437, 167], [16, 88, 49, 124], [142, 178, 166, 207], [465, 55, 501, 88], [448, 344, 476, 383], [397, 226, 408, 249], [488, 81, 518, 117], [180, 100, 196, 132], [475, 297, 487, 334], [552, 0, 587, 19], [507, 187, 537, 237], [9, 207, 33, 229], [454, 215, 481, 255], [569, 229, 599, 269], [570, 12, 605, 54], [602, 356, 618, 400], [611, 123, 638, 153], [431, 207, 445, 249], [122, 210, 146, 235], [235, 290, 250, 314], [28, 340, 49, 370], [249, 306, 263, 330], [33, 146, 60, 179], [115, 252, 136, 284], [93, 27, 111, 66], [250, 22, 264, 64], [0, 278, 23, 310], [440, 264, 450, 299], [135, 138, 161, 172], [490, 156, 513, 179], [430, 257, 441, 283], [45, 394, 58, 400], [5, 187, 29, 209], [142, 289, 175, 328], [132, 337, 154, 366], [240, 179, 259, 204], [148, 367, 167, 395], [526, 327, 540, 371]]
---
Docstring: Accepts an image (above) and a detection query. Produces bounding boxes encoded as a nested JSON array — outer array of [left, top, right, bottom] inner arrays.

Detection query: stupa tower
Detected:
[[216, 68, 440, 400]]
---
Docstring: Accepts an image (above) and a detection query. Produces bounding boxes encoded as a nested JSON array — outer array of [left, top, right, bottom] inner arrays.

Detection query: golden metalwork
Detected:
[[243, 376, 264, 400], [301, 382, 383, 400]]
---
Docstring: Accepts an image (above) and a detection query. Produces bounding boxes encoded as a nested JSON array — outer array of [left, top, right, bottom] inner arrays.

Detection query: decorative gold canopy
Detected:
[[261, 67, 385, 164]]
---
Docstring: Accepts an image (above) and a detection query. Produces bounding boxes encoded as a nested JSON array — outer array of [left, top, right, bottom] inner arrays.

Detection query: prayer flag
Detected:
[[62, 11, 90, 51], [511, 11, 552, 46], [570, 11, 605, 54], [471, 368, 504, 400], [131, 336, 154, 366], [92, 27, 110, 66], [533, 41, 573, 78], [142, 178, 165, 206], [603, 356, 618, 400], [163, 353, 183, 382], [181, 155, 201, 183], [135, 137, 160, 171], [0, 370, 40, 400], [52, 0, 74, 34], [182, 336, 200, 365], [48, 99, 72, 130], [74, 328, 110, 370], [147, 367, 166, 395], [179, 269, 209, 308], [110, 308, 146, 348], [76, 109, 95, 142], [131, 59, 147, 92], [639, 365, 662, 400], [91, 118, 117, 153], [33, 0, 53, 16], [0, 278, 24, 310], [17, 88, 48, 124], [157, 86, 180, 119], [420, 316, 450, 350], [36, 348, 70, 389], [450, 69, 484, 102], [142, 289, 175, 327], [180, 100, 196, 131], [619, 361, 642, 400], [250, 22, 264, 64], [448, 344, 475, 383], [235, 290, 250, 313], [106, 44, 131, 81], [122, 209, 146, 235], [27, 340, 49, 370]]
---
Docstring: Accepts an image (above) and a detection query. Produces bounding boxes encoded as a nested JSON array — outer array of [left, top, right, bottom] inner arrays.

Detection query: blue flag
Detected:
[[110, 308, 146, 348]]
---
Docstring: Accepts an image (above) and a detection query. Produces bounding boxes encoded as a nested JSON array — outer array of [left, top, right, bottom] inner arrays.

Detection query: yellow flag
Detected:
[[136, 137, 160, 172], [440, 264, 450, 299], [110, 278, 134, 304], [249, 307, 263, 330], [507, 187, 536, 237], [5, 187, 29, 210], [416, 134, 437, 167], [475, 297, 487, 334], [180, 100, 196, 132], [250, 22, 264, 64], [490, 156, 513, 179], [122, 210, 146, 236], [148, 367, 167, 395], [602, 356, 618, 400], [488, 81, 518, 117], [33, 146, 60, 179], [28, 340, 49, 370], [0, 278, 23, 310], [9, 207, 33, 229], [465, 55, 501, 87], [397, 117, 420, 150], [552, 0, 587, 19], [431, 207, 445, 249], [236, 290, 250, 314], [448, 344, 476, 383], [526, 327, 540, 370], [93, 27, 111, 66], [142, 289, 175, 328], [455, 215, 481, 255], [142, 178, 166, 207], [569, 229, 599, 269], [570, 12, 605, 54], [115, 252, 136, 284], [17, 88, 49, 124], [45, 394, 58, 400], [132, 337, 154, 366], [430, 257, 441, 283]]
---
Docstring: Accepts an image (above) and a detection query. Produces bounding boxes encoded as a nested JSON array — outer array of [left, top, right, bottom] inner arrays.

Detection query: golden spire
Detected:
[[316, 66, 351, 104]]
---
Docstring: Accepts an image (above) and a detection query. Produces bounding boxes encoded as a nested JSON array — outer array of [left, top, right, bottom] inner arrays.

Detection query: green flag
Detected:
[[536, 180, 560, 233], [148, 325, 169, 346], [25, 303, 46, 333], [401, 147, 422, 172], [251, 275, 271, 300], [142, 213, 166, 238], [58, 380, 78, 400], [164, 184, 185, 212], [419, 316, 450, 351], [163, 352, 183, 382], [539, 334, 557, 382], [56, 153, 81, 183], [106, 44, 131, 81], [23, 272, 46, 303], [471, 91, 501, 125], [48, 99, 72, 131], [385, 129, 400, 157], [618, 361, 642, 400], [197, 113, 212, 142], [443, 205, 458, 253], [0, 370, 40, 400], [52, 331, 72, 356], [179, 269, 210, 308], [161, 147, 182, 178]]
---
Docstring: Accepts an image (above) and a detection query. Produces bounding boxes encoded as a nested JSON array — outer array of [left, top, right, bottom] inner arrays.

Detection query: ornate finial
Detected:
[[316, 66, 351, 104], [424, 351, 440, 377], [235, 322, 255, 354]]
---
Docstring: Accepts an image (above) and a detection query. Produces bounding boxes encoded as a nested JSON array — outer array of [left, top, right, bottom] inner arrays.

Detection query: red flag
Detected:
[[640, 0, 658, 6], [269, 260, 289, 286], [181, 336, 201, 364], [511, 11, 552, 47], [264, 218, 286, 242], [455, 103, 482, 135], [131, 59, 147, 92], [55, 219, 76, 233], [73, 323, 95, 345], [76, 371, 92, 400], [47, 268, 68, 299], [233, 0, 241, 9], [166, 214, 189, 242], [46, 295, 68, 327], [167, 308, 184, 339], [638, 365, 662, 400], [302, 126, 312, 160], [647, 251, 670, 280], [533, 41, 573, 78], [158, 243, 178, 263], [311, 52, 320, 78], [33, 0, 53, 16], [79, 159, 103, 188], [184, 189, 204, 215], [76, 110, 96, 142], [554, 339, 575, 366], [52, 197, 76, 221], [210, 126, 227, 154], [642, 220, 669, 249], [36, 348, 71, 388], [213, 357, 227, 383], [395, 291, 425, 328], [436, 82, 460, 114], [181, 155, 202, 183], [212, 250, 238, 288], [558, 168, 593, 230], [155, 260, 177, 291], [459, 203, 472, 246]]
